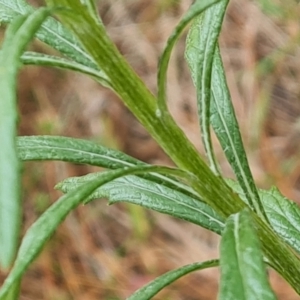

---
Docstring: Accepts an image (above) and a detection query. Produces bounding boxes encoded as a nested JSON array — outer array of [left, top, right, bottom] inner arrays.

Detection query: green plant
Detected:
[[1, 0, 300, 299]]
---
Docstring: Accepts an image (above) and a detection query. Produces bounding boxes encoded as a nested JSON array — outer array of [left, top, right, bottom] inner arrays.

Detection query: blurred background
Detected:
[[1, 0, 300, 299]]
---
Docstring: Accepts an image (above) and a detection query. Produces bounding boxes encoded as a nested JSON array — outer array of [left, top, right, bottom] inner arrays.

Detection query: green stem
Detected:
[[52, 1, 244, 217], [49, 1, 300, 293]]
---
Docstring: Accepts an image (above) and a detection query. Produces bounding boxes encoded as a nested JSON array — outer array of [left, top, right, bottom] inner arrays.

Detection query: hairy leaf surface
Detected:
[[17, 135, 202, 201], [21, 52, 110, 87], [185, 5, 265, 219], [57, 173, 225, 234], [228, 180, 300, 256], [0, 0, 96, 68]]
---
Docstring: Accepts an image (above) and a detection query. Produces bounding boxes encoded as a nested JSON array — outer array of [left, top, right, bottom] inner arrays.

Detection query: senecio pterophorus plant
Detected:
[[0, 1, 300, 299]]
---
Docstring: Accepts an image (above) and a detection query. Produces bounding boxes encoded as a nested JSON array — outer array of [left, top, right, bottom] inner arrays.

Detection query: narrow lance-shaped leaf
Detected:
[[55, 165, 199, 197], [157, 0, 219, 113], [21, 52, 110, 87], [128, 259, 219, 300], [0, 0, 29, 22], [185, 1, 229, 174], [0, 17, 23, 270], [17, 135, 201, 201], [0, 164, 191, 298], [184, 5, 300, 289], [219, 209, 276, 300], [0, 7, 51, 269], [17, 135, 144, 168], [0, 0, 98, 68], [44, 2, 300, 292], [56, 173, 225, 234], [212, 48, 267, 220], [185, 10, 267, 220]]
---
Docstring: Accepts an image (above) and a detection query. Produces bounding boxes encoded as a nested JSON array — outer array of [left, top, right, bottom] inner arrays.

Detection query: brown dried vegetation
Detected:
[[1, 0, 300, 299]]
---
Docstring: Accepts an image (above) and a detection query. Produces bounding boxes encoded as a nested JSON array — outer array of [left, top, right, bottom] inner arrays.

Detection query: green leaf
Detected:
[[18, 136, 226, 233], [56, 173, 225, 234], [0, 8, 51, 269], [17, 135, 201, 201], [185, 9, 266, 220], [0, 0, 30, 22], [2, 278, 20, 300], [157, 0, 219, 113], [57, 165, 196, 190], [45, 0, 249, 221], [45, 0, 162, 144], [18, 136, 206, 201], [261, 188, 300, 255], [0, 0, 96, 68], [43, 2, 300, 293], [211, 48, 267, 220], [185, 1, 228, 174], [128, 259, 219, 300], [0, 164, 187, 297], [17, 135, 144, 168], [21, 52, 110, 87], [219, 209, 276, 300], [0, 170, 115, 297], [227, 179, 300, 256], [80, 0, 103, 25]]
